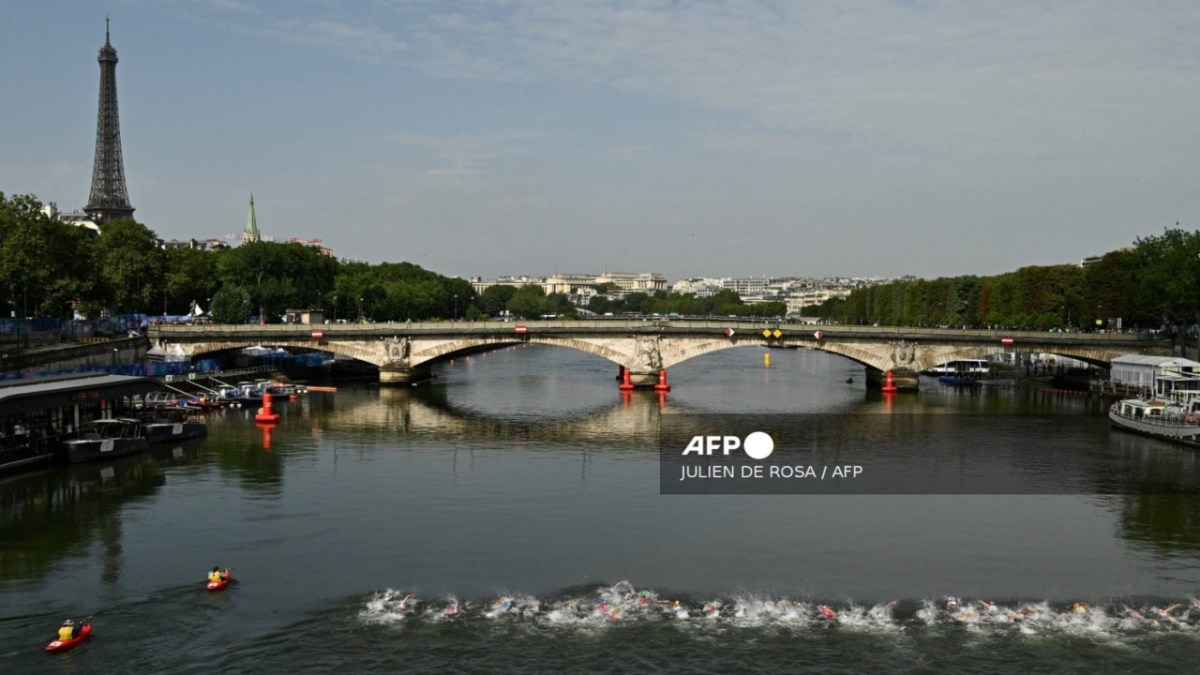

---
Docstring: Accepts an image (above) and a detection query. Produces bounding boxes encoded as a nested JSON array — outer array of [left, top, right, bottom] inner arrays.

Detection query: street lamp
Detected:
[[112, 347, 119, 369], [358, 297, 364, 323], [453, 294, 458, 321], [332, 295, 337, 324]]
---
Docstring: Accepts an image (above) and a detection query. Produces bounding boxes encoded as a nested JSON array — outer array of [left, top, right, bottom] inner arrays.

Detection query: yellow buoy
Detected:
[[763, 353, 771, 367]]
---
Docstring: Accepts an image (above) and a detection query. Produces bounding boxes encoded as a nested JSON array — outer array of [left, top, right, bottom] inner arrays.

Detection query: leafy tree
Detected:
[[163, 248, 221, 316], [211, 285, 251, 324], [623, 292, 651, 314], [219, 242, 337, 322], [507, 284, 546, 319], [0, 193, 96, 318], [93, 219, 165, 313], [546, 292, 577, 318], [480, 285, 518, 316]]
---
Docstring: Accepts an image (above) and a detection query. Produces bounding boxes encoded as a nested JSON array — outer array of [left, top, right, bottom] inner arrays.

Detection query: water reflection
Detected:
[[5, 345, 1200, 595], [0, 452, 167, 582]]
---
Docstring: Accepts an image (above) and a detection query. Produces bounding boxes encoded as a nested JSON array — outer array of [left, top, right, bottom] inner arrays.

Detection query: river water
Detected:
[[4, 346, 1200, 673]]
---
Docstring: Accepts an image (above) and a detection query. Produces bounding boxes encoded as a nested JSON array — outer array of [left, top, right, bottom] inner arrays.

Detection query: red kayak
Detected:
[[207, 570, 232, 591], [46, 624, 92, 652]]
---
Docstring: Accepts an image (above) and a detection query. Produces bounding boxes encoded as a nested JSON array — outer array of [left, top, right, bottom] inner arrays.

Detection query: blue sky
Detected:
[[3, 1, 1198, 281]]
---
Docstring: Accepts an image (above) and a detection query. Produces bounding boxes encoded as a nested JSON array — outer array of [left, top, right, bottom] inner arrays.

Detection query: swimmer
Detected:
[[1071, 602, 1090, 615], [978, 600, 998, 613], [873, 598, 902, 614], [820, 604, 837, 620], [944, 595, 959, 611], [444, 600, 459, 617], [393, 594, 417, 613], [1158, 603, 1182, 617], [637, 591, 651, 605]]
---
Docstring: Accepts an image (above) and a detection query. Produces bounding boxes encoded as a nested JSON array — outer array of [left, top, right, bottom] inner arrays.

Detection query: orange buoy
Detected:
[[255, 392, 281, 423]]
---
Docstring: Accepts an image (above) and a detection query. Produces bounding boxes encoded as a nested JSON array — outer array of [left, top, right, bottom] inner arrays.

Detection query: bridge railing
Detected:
[[148, 320, 1162, 345]]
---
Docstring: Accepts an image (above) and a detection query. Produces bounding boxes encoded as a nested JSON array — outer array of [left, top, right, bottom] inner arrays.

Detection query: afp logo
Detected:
[[682, 431, 774, 460]]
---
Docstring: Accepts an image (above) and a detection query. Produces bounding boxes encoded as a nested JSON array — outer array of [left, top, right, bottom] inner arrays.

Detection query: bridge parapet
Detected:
[[147, 322, 1170, 387]]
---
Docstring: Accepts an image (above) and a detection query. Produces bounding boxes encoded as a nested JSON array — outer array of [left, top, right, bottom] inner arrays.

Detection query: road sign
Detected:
[[725, 328, 735, 337], [813, 330, 825, 340], [1000, 337, 1014, 345], [515, 325, 528, 335], [762, 329, 772, 338], [311, 330, 324, 340], [772, 329, 782, 339]]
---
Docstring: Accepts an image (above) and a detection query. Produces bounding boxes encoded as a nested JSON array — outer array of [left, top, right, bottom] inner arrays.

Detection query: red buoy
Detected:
[[653, 369, 671, 392], [618, 368, 635, 391], [255, 392, 281, 423], [881, 371, 898, 393]]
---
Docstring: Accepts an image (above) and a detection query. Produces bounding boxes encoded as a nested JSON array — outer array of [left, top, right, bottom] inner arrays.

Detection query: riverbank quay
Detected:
[[0, 337, 148, 381], [0, 373, 161, 474]]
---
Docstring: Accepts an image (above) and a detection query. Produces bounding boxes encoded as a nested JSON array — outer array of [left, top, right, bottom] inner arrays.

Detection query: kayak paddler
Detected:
[[58, 619, 81, 641]]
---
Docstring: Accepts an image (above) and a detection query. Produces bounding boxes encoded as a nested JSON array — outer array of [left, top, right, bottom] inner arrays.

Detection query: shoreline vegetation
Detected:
[[3, 192, 1196, 334]]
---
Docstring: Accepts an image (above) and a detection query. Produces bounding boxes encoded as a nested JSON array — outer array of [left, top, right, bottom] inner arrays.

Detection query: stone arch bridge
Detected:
[[148, 320, 1169, 390]]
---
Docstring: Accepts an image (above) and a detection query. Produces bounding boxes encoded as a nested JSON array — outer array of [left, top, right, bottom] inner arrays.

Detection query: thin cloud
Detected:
[[385, 130, 544, 170], [203, 1, 1200, 160], [256, 18, 407, 63]]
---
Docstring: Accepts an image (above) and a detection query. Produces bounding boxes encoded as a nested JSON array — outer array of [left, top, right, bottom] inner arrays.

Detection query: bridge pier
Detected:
[[628, 371, 660, 389], [865, 367, 919, 391], [380, 364, 431, 386]]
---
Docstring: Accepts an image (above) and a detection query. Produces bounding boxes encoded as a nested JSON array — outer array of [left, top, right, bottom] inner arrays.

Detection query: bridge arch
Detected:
[[167, 339, 387, 367], [411, 336, 631, 369]]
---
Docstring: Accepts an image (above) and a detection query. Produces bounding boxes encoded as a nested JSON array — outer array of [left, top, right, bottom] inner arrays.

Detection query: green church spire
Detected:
[[242, 192, 260, 244]]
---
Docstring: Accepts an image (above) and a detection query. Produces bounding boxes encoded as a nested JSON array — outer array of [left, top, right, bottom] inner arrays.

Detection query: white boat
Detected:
[[65, 418, 150, 464], [141, 406, 208, 444], [923, 359, 991, 377], [1108, 392, 1200, 443]]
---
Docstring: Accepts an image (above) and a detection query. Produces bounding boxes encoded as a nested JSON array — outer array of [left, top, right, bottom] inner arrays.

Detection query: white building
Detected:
[[1111, 355, 1200, 397], [42, 202, 100, 235]]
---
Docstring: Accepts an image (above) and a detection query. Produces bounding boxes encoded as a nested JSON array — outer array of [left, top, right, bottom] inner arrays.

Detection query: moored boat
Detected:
[[141, 406, 208, 444], [1108, 391, 1200, 444], [64, 418, 149, 464], [938, 375, 981, 386], [141, 391, 179, 409], [923, 359, 991, 377]]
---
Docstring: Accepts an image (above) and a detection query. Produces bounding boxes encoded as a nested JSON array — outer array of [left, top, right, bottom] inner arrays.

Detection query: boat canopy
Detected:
[[0, 374, 161, 417]]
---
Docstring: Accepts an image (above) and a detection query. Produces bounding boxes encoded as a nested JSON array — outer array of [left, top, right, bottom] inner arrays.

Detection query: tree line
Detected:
[[1, 192, 786, 325], [809, 228, 1200, 331], [0, 192, 474, 324]]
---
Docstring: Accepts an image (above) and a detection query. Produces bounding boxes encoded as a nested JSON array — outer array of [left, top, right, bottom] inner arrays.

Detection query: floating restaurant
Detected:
[[0, 373, 162, 473]]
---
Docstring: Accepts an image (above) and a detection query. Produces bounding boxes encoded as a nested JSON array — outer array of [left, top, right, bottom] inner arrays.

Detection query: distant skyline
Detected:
[[2, 1, 1197, 281]]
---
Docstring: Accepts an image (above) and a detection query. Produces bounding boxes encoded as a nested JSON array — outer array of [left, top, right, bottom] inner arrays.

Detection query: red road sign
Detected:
[[515, 325, 528, 335], [813, 330, 825, 340], [1000, 337, 1014, 344], [725, 328, 735, 337], [311, 330, 324, 340]]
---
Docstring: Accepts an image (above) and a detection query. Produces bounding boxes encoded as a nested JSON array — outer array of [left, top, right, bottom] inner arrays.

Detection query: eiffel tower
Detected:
[[84, 17, 135, 224]]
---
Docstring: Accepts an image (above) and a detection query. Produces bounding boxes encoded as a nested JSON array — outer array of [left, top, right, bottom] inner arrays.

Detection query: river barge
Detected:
[[0, 373, 162, 473]]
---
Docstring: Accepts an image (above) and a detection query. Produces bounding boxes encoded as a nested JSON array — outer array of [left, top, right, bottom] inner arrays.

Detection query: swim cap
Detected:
[[63, 619, 74, 625]]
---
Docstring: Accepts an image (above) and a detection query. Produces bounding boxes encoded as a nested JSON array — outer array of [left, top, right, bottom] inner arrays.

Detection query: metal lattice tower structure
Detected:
[[84, 17, 135, 223]]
